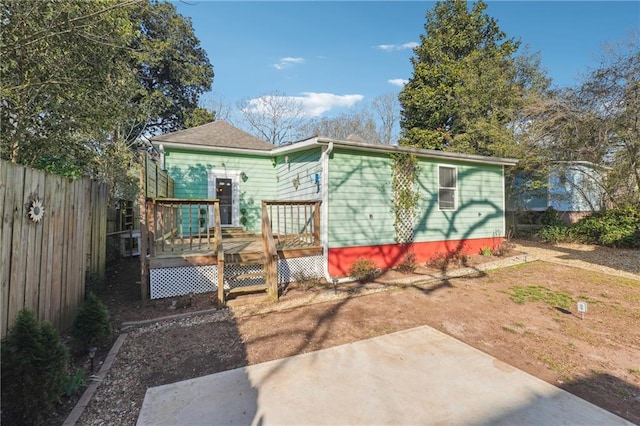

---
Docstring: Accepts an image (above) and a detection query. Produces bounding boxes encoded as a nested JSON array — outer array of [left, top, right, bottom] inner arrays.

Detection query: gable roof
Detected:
[[151, 121, 517, 166], [150, 120, 274, 151]]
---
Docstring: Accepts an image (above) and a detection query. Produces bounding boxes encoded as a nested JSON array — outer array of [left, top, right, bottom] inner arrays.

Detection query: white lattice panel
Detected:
[[278, 255, 324, 285], [394, 171, 416, 244], [225, 263, 264, 289], [150, 265, 218, 299]]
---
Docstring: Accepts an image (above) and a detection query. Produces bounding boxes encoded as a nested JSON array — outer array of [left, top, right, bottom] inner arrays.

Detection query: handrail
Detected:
[[263, 199, 321, 248], [262, 201, 279, 301], [146, 198, 220, 256]]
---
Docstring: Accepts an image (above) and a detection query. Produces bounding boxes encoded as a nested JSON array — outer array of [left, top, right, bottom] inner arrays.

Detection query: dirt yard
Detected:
[[49, 240, 639, 425]]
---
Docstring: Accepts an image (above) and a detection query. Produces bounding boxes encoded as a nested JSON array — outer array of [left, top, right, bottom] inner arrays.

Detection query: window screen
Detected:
[[439, 166, 457, 210]]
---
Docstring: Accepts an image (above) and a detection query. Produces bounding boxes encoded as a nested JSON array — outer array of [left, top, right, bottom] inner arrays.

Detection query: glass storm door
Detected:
[[216, 178, 233, 225]]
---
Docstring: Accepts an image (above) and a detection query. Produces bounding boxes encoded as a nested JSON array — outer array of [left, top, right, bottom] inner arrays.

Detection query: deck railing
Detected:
[[147, 198, 222, 257], [263, 200, 321, 248]]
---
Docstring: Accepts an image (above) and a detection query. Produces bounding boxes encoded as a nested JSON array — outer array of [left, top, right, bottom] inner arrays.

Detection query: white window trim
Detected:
[[207, 169, 242, 227], [438, 165, 458, 211]]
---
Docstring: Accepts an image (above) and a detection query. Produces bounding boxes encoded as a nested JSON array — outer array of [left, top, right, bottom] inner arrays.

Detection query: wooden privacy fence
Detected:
[[0, 160, 108, 338], [144, 153, 174, 198]]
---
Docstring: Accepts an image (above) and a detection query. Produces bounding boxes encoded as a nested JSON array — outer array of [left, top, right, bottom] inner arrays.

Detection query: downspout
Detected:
[[321, 142, 351, 284], [159, 144, 166, 171]]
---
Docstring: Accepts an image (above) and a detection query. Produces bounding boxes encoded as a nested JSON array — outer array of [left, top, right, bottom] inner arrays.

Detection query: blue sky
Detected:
[[172, 1, 639, 119]]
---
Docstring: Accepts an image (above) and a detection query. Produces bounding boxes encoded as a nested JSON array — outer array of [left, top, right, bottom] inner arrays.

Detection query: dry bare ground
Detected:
[[50, 241, 639, 425]]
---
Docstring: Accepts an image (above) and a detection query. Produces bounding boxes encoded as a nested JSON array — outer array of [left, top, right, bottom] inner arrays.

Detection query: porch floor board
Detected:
[[151, 236, 321, 260]]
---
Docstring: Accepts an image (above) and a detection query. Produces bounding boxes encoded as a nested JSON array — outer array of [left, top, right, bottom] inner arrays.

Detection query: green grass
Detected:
[[630, 368, 640, 376], [508, 285, 574, 309], [502, 326, 518, 334]]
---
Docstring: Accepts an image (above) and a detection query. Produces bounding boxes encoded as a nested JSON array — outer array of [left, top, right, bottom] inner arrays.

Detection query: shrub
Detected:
[[348, 257, 379, 283], [539, 207, 564, 227], [62, 368, 87, 397], [492, 239, 515, 257], [1, 309, 69, 424], [427, 249, 469, 271], [538, 225, 570, 244], [570, 205, 640, 248], [396, 252, 417, 273], [427, 252, 449, 271], [480, 247, 493, 257], [72, 292, 111, 350]]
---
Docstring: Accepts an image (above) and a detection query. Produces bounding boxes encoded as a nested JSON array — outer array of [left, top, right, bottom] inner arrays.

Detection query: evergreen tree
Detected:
[[399, 0, 549, 156], [1, 309, 69, 425]]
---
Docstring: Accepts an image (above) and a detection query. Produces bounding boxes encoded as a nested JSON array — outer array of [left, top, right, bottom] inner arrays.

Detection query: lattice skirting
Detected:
[[149, 255, 325, 299], [278, 255, 324, 285], [150, 265, 219, 299]]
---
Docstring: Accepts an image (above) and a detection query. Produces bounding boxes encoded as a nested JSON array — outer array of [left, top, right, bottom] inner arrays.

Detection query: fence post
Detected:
[[139, 161, 149, 300]]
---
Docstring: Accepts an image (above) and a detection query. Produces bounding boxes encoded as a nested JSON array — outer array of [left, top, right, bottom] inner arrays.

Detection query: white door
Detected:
[[208, 170, 241, 227]]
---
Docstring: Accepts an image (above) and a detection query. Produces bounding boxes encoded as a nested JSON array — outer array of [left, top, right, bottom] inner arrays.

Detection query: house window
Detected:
[[438, 166, 457, 211]]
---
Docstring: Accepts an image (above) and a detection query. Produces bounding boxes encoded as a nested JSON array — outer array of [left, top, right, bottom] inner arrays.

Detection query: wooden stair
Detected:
[[224, 251, 269, 306], [217, 226, 257, 239]]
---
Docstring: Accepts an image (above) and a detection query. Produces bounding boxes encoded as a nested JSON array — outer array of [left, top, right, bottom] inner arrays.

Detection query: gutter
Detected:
[[315, 138, 519, 167]]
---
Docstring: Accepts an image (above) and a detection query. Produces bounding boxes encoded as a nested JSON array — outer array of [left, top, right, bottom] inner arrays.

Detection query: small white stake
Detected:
[[577, 301, 588, 320]]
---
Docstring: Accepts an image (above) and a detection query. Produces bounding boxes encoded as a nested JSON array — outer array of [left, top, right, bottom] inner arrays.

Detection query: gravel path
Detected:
[[512, 239, 639, 281]]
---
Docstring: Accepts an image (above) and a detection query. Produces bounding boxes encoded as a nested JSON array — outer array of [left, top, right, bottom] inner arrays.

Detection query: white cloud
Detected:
[[273, 57, 305, 70], [375, 42, 418, 52], [244, 92, 364, 118], [297, 92, 364, 116], [388, 78, 408, 87]]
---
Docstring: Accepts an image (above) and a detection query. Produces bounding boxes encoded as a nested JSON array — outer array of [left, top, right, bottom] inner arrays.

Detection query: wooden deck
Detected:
[[148, 236, 322, 268]]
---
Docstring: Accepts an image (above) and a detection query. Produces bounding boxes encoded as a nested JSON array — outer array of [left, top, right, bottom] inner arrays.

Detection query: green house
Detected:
[[148, 121, 517, 300]]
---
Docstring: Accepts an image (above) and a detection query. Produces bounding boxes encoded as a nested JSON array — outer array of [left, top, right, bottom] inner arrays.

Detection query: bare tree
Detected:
[[520, 34, 640, 206], [372, 93, 401, 145], [237, 91, 310, 145], [299, 109, 380, 143]]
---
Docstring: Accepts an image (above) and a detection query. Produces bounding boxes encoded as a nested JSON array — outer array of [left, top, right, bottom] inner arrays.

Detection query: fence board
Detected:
[[48, 175, 65, 330], [91, 184, 109, 280], [8, 164, 26, 331], [0, 160, 107, 337], [1, 161, 12, 336], [38, 173, 55, 323], [23, 167, 45, 314], [143, 153, 174, 199]]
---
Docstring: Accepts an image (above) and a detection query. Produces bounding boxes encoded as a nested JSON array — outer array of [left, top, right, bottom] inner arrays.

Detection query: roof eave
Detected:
[[315, 138, 519, 166], [153, 141, 273, 156]]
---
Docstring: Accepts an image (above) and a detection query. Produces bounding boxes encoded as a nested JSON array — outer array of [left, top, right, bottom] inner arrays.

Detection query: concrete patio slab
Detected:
[[137, 325, 633, 425]]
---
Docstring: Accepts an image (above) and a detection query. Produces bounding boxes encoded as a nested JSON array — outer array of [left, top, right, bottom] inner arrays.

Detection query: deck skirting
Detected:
[[149, 253, 325, 300], [277, 255, 324, 284], [150, 264, 219, 299]]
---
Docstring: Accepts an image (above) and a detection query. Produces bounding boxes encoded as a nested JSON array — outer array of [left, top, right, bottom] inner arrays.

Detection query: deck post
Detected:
[[214, 202, 225, 307], [313, 201, 321, 246], [261, 202, 279, 301]]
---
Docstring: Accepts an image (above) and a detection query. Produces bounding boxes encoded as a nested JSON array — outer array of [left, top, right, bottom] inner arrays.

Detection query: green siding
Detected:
[[328, 149, 396, 247], [276, 147, 322, 200], [328, 148, 505, 248], [164, 149, 276, 233], [413, 162, 505, 242]]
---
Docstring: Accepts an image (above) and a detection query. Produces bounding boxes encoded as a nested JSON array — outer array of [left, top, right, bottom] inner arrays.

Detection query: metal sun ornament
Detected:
[[28, 199, 44, 223]]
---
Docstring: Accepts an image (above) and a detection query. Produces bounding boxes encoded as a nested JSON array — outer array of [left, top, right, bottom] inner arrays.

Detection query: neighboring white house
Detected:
[[509, 161, 608, 223]]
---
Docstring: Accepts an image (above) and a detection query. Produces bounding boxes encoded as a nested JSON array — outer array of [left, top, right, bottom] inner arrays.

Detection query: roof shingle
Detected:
[[150, 120, 274, 151]]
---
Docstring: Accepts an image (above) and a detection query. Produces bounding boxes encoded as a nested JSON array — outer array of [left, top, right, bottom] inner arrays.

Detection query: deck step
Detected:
[[227, 284, 268, 295], [228, 272, 265, 280], [216, 227, 258, 239], [226, 292, 270, 307], [225, 253, 264, 263]]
